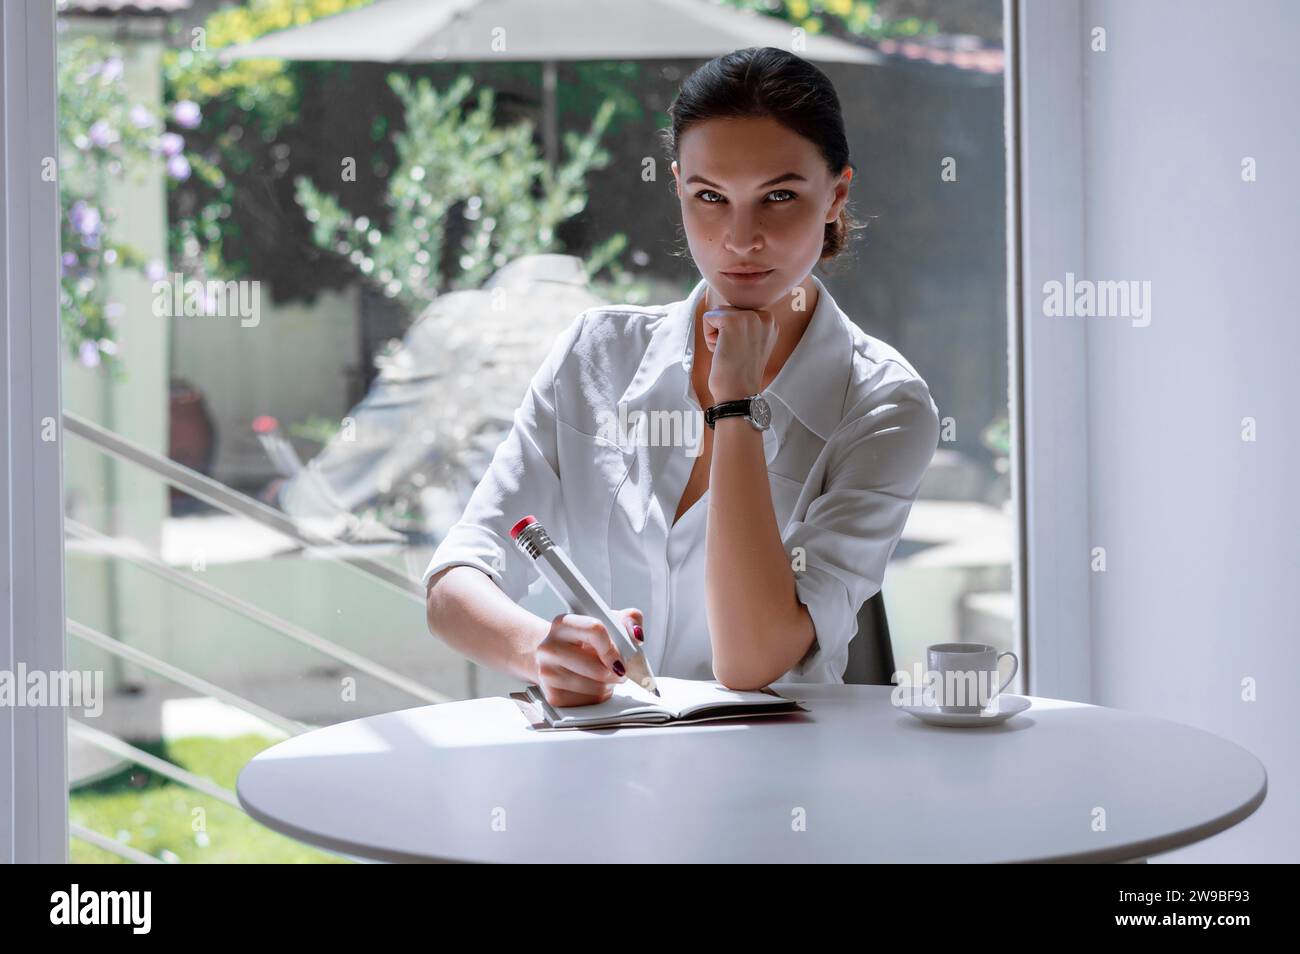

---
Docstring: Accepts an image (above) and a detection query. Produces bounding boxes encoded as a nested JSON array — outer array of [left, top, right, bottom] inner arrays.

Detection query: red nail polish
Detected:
[[613, 660, 626, 676], [633, 624, 644, 642]]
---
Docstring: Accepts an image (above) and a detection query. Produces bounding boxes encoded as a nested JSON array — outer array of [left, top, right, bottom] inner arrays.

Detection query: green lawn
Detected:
[[70, 733, 351, 864]]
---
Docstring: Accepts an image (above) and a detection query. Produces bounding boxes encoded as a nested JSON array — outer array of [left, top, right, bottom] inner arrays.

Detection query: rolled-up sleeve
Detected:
[[779, 378, 941, 683], [420, 310, 589, 602]]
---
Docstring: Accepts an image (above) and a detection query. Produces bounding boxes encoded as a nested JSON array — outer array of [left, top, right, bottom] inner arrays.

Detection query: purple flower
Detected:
[[69, 201, 102, 237], [166, 154, 191, 181], [62, 251, 78, 267], [144, 259, 166, 282], [88, 120, 118, 148], [79, 340, 101, 368], [158, 131, 184, 157], [101, 58, 124, 84], [129, 104, 153, 129], [172, 100, 201, 129]]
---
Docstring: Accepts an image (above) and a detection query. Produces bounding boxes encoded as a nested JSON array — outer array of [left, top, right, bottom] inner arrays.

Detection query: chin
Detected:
[[709, 272, 784, 310]]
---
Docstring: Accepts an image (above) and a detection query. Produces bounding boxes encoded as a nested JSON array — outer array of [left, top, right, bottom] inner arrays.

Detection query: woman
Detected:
[[424, 47, 940, 707]]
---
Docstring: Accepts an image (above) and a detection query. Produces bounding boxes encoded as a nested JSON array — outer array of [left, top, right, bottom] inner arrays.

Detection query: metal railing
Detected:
[[68, 619, 309, 737], [63, 410, 425, 601], [66, 521, 450, 705], [71, 823, 167, 864], [63, 409, 465, 862]]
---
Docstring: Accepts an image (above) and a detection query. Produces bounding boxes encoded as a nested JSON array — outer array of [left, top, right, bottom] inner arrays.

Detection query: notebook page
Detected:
[[545, 680, 669, 724], [647, 677, 780, 717]]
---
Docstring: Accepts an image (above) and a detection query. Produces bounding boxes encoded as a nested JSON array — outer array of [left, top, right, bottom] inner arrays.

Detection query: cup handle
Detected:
[[995, 651, 1019, 696]]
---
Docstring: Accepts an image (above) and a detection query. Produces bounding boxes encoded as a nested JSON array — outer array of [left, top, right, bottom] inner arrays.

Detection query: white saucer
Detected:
[[894, 690, 1031, 727]]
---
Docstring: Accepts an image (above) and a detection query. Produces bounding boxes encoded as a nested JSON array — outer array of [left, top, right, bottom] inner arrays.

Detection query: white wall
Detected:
[[1080, 0, 1297, 862]]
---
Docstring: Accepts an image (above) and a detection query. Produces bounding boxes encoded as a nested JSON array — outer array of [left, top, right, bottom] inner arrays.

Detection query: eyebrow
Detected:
[[685, 172, 808, 189]]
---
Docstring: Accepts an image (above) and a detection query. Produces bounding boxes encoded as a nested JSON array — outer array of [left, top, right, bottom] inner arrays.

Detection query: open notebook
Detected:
[[517, 676, 807, 730]]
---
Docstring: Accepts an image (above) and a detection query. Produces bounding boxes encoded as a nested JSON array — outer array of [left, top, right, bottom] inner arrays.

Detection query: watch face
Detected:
[[749, 395, 772, 430]]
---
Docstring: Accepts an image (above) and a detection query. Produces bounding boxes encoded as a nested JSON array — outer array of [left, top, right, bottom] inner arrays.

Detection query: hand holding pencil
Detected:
[[510, 515, 660, 706]]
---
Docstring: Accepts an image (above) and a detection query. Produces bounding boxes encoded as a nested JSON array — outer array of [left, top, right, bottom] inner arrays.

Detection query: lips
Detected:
[[722, 268, 774, 277]]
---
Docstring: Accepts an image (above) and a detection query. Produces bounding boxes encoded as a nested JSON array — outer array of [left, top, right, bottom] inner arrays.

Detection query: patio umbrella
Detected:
[[220, 0, 882, 165]]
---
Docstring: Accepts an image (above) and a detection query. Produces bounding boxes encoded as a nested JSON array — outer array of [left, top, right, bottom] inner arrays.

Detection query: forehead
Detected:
[[677, 116, 821, 180]]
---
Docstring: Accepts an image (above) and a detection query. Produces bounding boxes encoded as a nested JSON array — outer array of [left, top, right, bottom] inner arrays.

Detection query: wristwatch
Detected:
[[704, 393, 771, 431]]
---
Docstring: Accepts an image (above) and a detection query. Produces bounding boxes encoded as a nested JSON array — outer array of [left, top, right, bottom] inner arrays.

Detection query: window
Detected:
[[34, 0, 1019, 863]]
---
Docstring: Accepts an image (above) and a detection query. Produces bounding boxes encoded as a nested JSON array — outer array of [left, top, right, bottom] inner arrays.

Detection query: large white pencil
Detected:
[[510, 515, 660, 696]]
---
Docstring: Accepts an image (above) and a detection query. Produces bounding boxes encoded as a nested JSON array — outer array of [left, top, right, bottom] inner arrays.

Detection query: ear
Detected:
[[670, 160, 681, 198], [826, 166, 853, 224]]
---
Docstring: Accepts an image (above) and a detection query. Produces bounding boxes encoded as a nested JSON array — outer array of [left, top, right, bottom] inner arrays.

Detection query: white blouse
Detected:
[[422, 273, 941, 684]]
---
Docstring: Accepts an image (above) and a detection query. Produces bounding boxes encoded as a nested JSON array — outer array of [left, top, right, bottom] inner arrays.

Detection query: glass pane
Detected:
[[58, 0, 1012, 862]]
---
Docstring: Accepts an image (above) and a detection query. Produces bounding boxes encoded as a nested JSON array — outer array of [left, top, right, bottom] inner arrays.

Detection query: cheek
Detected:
[[681, 206, 721, 252], [681, 203, 712, 232], [787, 207, 829, 250]]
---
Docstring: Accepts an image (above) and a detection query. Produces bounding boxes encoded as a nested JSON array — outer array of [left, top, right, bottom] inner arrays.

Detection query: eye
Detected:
[[693, 189, 798, 204]]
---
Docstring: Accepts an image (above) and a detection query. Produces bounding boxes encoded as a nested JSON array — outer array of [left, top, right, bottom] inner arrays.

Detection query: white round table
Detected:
[[236, 683, 1267, 863]]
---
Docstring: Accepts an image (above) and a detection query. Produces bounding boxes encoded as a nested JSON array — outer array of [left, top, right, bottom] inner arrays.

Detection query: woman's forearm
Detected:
[[705, 417, 817, 688], [425, 565, 548, 685]]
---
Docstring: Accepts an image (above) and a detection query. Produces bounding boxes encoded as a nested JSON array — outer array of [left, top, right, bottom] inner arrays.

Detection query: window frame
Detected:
[[1, 0, 69, 863], [1008, 0, 1094, 701]]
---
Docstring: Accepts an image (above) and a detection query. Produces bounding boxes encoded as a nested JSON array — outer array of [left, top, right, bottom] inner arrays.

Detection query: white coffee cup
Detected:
[[927, 643, 1019, 714]]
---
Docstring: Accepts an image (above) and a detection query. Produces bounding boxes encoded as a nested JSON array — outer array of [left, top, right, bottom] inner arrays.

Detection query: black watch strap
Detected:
[[704, 398, 753, 428]]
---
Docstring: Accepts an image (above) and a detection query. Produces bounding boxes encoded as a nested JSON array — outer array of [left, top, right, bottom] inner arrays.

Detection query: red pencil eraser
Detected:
[[509, 515, 537, 540]]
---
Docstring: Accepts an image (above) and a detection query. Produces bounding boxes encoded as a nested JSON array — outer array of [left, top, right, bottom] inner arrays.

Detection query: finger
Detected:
[[544, 683, 615, 708], [617, 607, 646, 645], [542, 637, 623, 685], [552, 615, 626, 678], [702, 308, 734, 333], [540, 642, 621, 686], [539, 659, 620, 697], [570, 614, 627, 670]]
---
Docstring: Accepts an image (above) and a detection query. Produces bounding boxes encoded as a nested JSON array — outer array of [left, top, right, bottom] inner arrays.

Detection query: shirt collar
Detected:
[[618, 273, 854, 442]]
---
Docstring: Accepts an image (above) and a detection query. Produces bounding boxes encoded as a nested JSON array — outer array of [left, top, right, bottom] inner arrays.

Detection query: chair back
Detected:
[[842, 590, 896, 685]]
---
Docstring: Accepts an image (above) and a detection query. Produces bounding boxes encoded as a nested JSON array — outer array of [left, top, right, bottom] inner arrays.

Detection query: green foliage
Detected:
[[57, 37, 170, 376], [981, 411, 1010, 464], [287, 414, 342, 445], [70, 734, 348, 863], [295, 71, 623, 314], [160, 0, 645, 318], [165, 0, 376, 133], [720, 0, 940, 41], [158, 2, 382, 298]]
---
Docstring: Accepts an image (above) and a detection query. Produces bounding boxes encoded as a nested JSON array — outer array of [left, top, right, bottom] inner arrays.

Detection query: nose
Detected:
[[724, 208, 764, 253]]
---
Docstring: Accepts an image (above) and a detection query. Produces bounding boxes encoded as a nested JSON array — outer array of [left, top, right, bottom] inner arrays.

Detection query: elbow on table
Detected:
[[713, 666, 766, 692], [712, 656, 785, 693], [711, 614, 818, 690]]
